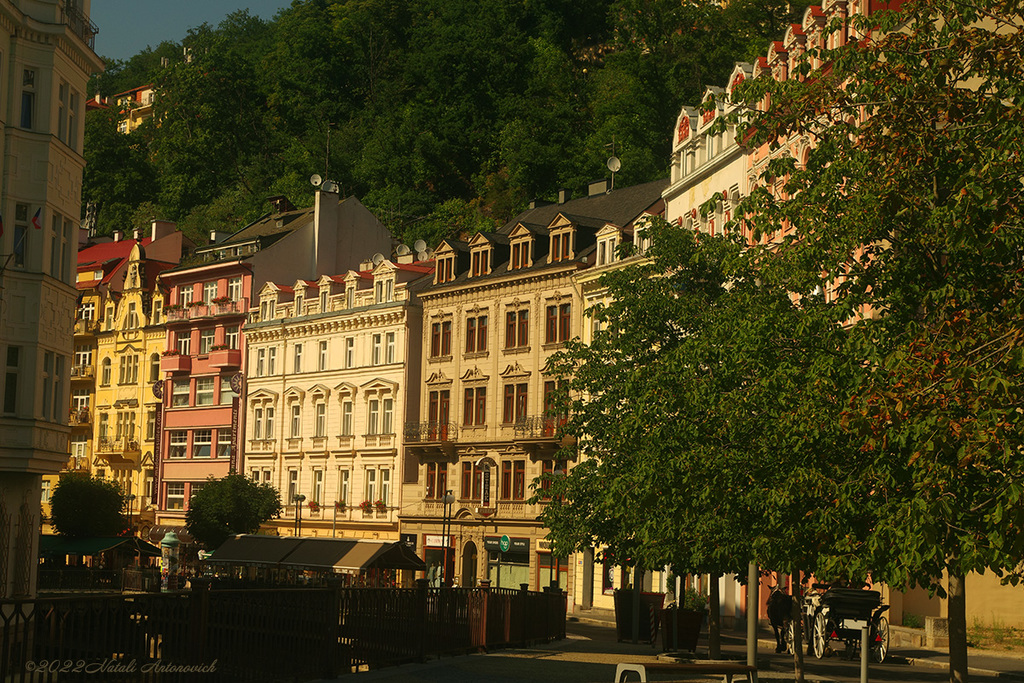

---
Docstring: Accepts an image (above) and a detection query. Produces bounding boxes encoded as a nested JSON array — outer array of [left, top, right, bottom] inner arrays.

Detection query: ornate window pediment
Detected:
[[460, 367, 489, 383], [361, 378, 398, 397], [283, 386, 305, 403], [499, 362, 530, 380], [426, 371, 453, 387]]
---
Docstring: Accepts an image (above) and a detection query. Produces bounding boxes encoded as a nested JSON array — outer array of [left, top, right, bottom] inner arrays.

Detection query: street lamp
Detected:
[[441, 490, 455, 587], [294, 494, 306, 537]]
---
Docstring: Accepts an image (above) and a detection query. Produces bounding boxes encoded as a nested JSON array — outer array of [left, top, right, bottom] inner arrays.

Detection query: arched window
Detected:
[[100, 357, 112, 386], [149, 353, 160, 382]]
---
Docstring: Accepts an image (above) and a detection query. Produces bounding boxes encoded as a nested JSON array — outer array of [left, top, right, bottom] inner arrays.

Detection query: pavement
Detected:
[[306, 610, 1024, 682]]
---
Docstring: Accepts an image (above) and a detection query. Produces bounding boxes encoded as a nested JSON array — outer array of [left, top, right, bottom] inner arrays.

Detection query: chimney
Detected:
[[112, 230, 123, 242], [151, 219, 176, 242], [267, 195, 295, 214], [557, 189, 570, 204], [209, 230, 231, 245], [132, 228, 142, 241], [528, 198, 554, 210], [588, 179, 609, 197]]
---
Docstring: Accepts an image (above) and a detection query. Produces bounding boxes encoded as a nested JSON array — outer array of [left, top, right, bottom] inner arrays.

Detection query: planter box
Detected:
[[662, 607, 706, 652], [208, 348, 241, 369], [613, 589, 665, 644], [160, 355, 192, 373]]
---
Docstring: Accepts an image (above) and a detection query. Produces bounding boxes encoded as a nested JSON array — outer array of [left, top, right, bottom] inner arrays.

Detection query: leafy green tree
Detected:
[[736, 1, 1024, 679], [185, 473, 282, 550], [82, 107, 158, 233], [50, 474, 128, 538]]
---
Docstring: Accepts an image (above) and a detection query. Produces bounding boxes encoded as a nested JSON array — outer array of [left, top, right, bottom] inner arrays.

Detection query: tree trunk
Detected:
[[948, 570, 968, 683], [710, 574, 721, 659], [792, 570, 805, 683]]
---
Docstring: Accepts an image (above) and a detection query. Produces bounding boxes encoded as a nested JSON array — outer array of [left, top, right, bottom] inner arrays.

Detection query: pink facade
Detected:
[[156, 262, 253, 518]]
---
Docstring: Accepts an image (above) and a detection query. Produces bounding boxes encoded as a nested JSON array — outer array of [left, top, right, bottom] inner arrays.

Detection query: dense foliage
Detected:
[[85, 0, 810, 246], [185, 473, 283, 549], [50, 473, 128, 538]]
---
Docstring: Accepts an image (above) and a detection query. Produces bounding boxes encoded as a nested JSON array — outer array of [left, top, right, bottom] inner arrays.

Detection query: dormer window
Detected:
[[319, 289, 328, 313], [510, 240, 530, 270], [436, 256, 455, 284], [294, 293, 303, 316], [374, 278, 394, 303], [550, 231, 573, 262], [470, 249, 490, 277], [597, 235, 618, 266]]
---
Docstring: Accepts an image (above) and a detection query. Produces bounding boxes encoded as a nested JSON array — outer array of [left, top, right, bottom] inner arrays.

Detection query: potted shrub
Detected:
[[212, 295, 232, 304], [374, 499, 388, 514], [161, 349, 180, 357], [308, 500, 320, 513], [662, 587, 707, 653]]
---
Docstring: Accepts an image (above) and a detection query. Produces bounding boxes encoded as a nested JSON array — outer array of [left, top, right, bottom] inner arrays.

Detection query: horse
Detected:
[[766, 586, 794, 654]]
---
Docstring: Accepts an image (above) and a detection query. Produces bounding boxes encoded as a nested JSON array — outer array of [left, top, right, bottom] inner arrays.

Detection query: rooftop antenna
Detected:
[[605, 136, 620, 191]]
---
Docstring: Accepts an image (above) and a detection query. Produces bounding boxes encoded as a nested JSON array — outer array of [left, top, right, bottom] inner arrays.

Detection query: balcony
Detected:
[[61, 0, 98, 49], [70, 364, 94, 380], [512, 416, 567, 457], [73, 319, 99, 336], [165, 298, 249, 322], [404, 422, 458, 443], [68, 408, 91, 426], [95, 436, 140, 456], [160, 353, 192, 374], [208, 348, 242, 369]]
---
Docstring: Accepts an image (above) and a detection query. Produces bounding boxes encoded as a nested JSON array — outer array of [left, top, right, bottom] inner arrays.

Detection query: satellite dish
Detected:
[[310, 174, 323, 187], [372, 253, 385, 266], [607, 156, 621, 172], [413, 239, 427, 252], [416, 251, 428, 262], [396, 244, 411, 256], [322, 180, 338, 193]]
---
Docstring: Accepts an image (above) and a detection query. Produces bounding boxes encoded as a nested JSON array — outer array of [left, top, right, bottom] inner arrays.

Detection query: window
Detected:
[[544, 380, 569, 434], [545, 304, 572, 344], [257, 348, 266, 376], [149, 353, 160, 381], [368, 399, 380, 434], [500, 460, 527, 500], [318, 341, 328, 371], [346, 286, 354, 308], [179, 287, 193, 307], [294, 343, 303, 373], [341, 401, 353, 436], [193, 430, 212, 458], [364, 468, 377, 502], [427, 390, 450, 439], [70, 436, 87, 467], [380, 468, 391, 506], [425, 462, 448, 499], [372, 334, 382, 365], [176, 332, 191, 356], [13, 205, 27, 268], [199, 329, 215, 354], [203, 281, 217, 304], [345, 338, 355, 368], [166, 483, 185, 510], [382, 398, 393, 434], [169, 431, 187, 458], [228, 277, 242, 301], [294, 294, 303, 316], [510, 241, 529, 270], [315, 402, 326, 437], [58, 80, 68, 141], [465, 315, 488, 353], [21, 69, 34, 129], [385, 332, 396, 363], [503, 383, 528, 424], [268, 348, 277, 375], [338, 469, 350, 506], [461, 461, 484, 500], [265, 406, 275, 438], [225, 325, 239, 349], [288, 470, 299, 502], [319, 289, 328, 313], [471, 250, 488, 277], [436, 256, 455, 284], [146, 409, 156, 440], [100, 357, 111, 386], [115, 410, 135, 441], [52, 355, 65, 420], [195, 377, 215, 405], [217, 430, 232, 458], [551, 232, 572, 262], [541, 459, 569, 495], [79, 302, 95, 320], [290, 404, 301, 438], [430, 321, 452, 358], [463, 387, 486, 426], [220, 375, 233, 404], [6, 346, 21, 413], [171, 379, 190, 407], [127, 302, 139, 329], [74, 345, 92, 367], [98, 412, 109, 439], [71, 389, 89, 410], [312, 469, 324, 505], [505, 310, 529, 348], [374, 278, 394, 303], [41, 480, 51, 504], [253, 407, 263, 439]]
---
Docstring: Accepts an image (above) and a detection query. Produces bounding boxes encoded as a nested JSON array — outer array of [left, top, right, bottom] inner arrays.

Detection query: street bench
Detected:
[[614, 661, 758, 683]]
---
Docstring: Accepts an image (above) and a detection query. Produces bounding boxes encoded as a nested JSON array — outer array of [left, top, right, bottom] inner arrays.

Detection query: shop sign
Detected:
[[425, 534, 452, 548]]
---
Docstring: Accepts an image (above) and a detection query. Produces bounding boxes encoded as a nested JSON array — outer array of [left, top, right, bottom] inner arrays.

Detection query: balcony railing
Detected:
[[208, 347, 242, 368], [70, 364, 94, 379], [165, 298, 249, 322], [61, 0, 98, 49], [404, 421, 459, 443], [68, 408, 90, 425], [73, 319, 99, 335], [363, 434, 395, 448], [160, 354, 192, 374], [96, 436, 139, 454], [514, 416, 566, 439]]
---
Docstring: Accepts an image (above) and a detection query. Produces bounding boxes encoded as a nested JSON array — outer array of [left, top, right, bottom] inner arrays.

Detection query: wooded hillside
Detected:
[[85, 0, 808, 246]]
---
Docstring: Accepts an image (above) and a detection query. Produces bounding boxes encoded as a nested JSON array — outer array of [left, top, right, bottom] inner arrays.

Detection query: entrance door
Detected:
[[462, 541, 477, 587]]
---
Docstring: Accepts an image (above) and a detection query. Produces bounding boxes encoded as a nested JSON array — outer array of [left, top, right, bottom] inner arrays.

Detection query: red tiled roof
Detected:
[[77, 239, 151, 267], [76, 279, 101, 290], [394, 262, 435, 274]]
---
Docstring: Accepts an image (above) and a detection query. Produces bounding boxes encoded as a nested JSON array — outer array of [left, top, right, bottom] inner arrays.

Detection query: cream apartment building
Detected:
[[244, 256, 432, 541], [400, 179, 667, 599]]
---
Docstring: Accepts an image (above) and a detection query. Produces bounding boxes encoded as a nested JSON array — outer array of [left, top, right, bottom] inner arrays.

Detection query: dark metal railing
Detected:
[[404, 421, 459, 443], [62, 1, 98, 49], [513, 415, 566, 439], [37, 570, 119, 591], [0, 583, 566, 681]]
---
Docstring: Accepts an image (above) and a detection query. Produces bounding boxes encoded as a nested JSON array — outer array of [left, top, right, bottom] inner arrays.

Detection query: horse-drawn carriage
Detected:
[[792, 583, 890, 662]]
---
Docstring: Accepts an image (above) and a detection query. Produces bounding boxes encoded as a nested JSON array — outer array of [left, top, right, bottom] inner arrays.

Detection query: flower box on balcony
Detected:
[[208, 348, 241, 369], [161, 353, 192, 373], [211, 296, 232, 304]]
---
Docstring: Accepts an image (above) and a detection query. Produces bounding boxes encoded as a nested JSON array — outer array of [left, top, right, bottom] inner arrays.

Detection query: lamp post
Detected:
[[441, 490, 455, 587], [294, 494, 306, 537]]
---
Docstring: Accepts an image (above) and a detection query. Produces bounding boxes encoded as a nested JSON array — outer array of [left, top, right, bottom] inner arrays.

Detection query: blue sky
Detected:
[[89, 1, 292, 62]]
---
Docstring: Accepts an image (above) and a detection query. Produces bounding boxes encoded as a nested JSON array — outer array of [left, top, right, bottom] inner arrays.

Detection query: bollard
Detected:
[[860, 625, 869, 683]]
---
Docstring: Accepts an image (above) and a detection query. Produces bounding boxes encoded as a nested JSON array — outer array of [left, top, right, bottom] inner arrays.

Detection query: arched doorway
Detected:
[[462, 541, 478, 587]]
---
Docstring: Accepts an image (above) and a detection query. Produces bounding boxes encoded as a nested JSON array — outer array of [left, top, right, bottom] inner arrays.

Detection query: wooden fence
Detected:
[[0, 582, 566, 682]]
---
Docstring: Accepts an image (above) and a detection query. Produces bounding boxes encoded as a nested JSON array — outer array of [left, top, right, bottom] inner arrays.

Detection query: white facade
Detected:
[[0, 0, 103, 598]]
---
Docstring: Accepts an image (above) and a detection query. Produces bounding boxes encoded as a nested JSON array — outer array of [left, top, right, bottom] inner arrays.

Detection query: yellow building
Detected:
[[113, 84, 155, 134], [399, 179, 666, 601]]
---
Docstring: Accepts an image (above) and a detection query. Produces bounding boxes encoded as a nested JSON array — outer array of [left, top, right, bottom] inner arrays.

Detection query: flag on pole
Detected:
[[31, 208, 42, 230]]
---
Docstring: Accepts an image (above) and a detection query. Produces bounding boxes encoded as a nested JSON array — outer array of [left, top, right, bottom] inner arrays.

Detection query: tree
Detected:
[[50, 473, 128, 538], [736, 1, 1024, 679], [82, 107, 158, 233], [185, 473, 282, 549]]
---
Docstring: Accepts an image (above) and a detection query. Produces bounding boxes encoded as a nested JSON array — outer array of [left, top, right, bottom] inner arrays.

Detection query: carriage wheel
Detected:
[[871, 616, 889, 663], [813, 612, 828, 659]]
